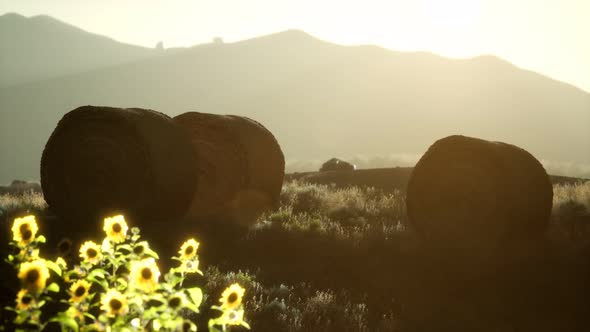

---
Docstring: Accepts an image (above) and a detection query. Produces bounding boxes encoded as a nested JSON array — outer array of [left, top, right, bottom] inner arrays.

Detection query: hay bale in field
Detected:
[[406, 135, 553, 251], [174, 112, 285, 225], [41, 106, 198, 227]]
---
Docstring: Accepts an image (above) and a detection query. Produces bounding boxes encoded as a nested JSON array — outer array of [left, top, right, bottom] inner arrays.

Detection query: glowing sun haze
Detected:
[[1, 0, 589, 92]]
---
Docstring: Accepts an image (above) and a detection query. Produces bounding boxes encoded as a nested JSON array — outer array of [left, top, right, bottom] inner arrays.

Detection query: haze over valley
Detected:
[[1, 13, 589, 183]]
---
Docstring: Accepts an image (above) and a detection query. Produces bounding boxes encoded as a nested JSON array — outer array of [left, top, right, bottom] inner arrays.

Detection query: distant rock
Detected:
[[319, 158, 356, 172]]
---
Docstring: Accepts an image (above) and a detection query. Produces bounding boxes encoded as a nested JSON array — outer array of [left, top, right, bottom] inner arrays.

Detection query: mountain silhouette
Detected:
[[0, 13, 166, 87], [1, 15, 589, 183]]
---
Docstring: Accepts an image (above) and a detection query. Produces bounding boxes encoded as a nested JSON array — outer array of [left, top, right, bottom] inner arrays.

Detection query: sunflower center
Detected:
[[20, 224, 32, 240], [75, 286, 86, 297], [87, 248, 98, 258], [110, 299, 123, 311], [25, 269, 40, 284], [133, 245, 144, 255], [228, 292, 238, 303], [169, 297, 181, 308], [22, 295, 33, 305], [185, 246, 194, 255], [229, 311, 237, 320], [58, 239, 71, 253], [112, 223, 122, 233], [182, 321, 192, 332], [141, 267, 152, 280]]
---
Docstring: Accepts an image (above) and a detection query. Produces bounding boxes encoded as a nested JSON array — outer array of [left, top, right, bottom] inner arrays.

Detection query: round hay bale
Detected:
[[41, 106, 198, 227], [406, 135, 553, 251], [173, 112, 285, 225]]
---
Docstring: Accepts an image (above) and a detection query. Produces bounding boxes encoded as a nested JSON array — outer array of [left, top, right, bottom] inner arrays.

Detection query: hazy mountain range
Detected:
[[1, 13, 589, 183]]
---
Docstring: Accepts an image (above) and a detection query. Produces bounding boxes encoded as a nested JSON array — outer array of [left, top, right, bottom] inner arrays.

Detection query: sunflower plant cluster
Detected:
[[4, 214, 250, 331]]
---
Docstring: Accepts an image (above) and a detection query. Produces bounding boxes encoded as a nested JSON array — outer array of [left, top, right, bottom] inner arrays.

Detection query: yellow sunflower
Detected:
[[69, 279, 91, 303], [11, 215, 39, 246], [103, 215, 128, 243], [181, 320, 197, 332], [79, 241, 102, 265], [217, 308, 247, 326], [132, 241, 149, 256], [64, 266, 87, 283], [180, 258, 202, 274], [18, 259, 50, 293], [15, 289, 35, 310], [57, 238, 73, 255], [129, 258, 160, 293], [219, 283, 245, 310], [65, 306, 85, 322], [100, 289, 128, 316], [178, 239, 199, 260]]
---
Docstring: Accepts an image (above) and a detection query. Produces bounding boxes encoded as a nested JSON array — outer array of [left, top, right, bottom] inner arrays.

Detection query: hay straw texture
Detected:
[[406, 135, 553, 250], [41, 106, 198, 226], [174, 112, 285, 225]]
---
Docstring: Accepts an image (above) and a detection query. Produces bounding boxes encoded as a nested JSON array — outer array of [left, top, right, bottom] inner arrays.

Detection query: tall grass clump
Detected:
[[203, 267, 374, 332], [280, 180, 407, 230], [550, 181, 590, 244], [0, 192, 47, 216]]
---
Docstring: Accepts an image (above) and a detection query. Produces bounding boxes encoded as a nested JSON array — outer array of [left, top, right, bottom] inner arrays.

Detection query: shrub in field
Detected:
[[279, 181, 407, 229], [3, 214, 250, 331], [550, 181, 590, 242], [0, 192, 47, 216]]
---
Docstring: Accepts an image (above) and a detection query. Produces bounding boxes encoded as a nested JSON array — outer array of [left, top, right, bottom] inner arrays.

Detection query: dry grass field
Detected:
[[1, 179, 589, 331]]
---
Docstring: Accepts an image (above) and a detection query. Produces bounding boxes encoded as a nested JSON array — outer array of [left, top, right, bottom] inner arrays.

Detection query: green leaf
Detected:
[[88, 276, 108, 291], [46, 283, 60, 293], [208, 320, 223, 332], [88, 269, 106, 279], [184, 302, 200, 314], [49, 315, 78, 331], [116, 277, 128, 288], [83, 312, 96, 320], [117, 244, 132, 252], [144, 248, 159, 259], [35, 235, 46, 243], [45, 260, 62, 276], [186, 287, 203, 307]]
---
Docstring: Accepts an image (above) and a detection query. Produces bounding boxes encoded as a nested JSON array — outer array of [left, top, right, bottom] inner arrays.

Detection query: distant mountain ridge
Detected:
[[0, 13, 169, 87], [1, 14, 589, 183]]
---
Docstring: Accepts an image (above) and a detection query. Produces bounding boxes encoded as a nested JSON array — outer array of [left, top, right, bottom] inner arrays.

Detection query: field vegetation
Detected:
[[1, 180, 589, 331]]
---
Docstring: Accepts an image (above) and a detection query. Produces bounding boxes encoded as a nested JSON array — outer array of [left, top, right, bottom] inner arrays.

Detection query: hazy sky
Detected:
[[1, 0, 589, 92]]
